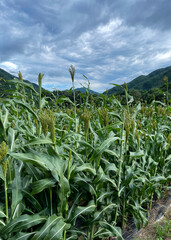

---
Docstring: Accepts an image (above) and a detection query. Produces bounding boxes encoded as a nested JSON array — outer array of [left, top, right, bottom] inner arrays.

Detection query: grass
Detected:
[[156, 219, 171, 240]]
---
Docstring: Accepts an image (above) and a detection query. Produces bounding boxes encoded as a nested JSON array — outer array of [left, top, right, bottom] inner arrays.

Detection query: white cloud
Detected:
[[155, 51, 171, 61], [0, 61, 18, 71], [97, 18, 123, 35], [1, 1, 171, 93]]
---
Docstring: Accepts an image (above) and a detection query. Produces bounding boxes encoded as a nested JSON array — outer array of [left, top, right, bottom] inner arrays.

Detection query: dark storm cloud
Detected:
[[0, 0, 171, 92], [0, 37, 27, 61], [124, 0, 171, 31]]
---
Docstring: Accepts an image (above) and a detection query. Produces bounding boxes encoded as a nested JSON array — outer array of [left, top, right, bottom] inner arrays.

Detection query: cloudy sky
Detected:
[[0, 0, 171, 92]]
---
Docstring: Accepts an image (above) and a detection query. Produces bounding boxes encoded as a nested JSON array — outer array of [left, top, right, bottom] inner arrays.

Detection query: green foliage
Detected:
[[0, 69, 170, 239], [155, 220, 171, 239]]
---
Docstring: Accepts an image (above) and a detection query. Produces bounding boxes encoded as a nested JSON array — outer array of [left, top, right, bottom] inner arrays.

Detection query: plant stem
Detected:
[[63, 230, 66, 240], [67, 150, 72, 180], [72, 81, 77, 133], [124, 83, 129, 113], [63, 151, 72, 240], [122, 192, 126, 228], [38, 74, 43, 112], [114, 111, 125, 223], [5, 178, 8, 224], [49, 188, 53, 215], [89, 224, 94, 240], [122, 134, 128, 228]]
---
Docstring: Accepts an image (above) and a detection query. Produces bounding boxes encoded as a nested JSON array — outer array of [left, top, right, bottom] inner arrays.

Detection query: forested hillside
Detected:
[[106, 66, 171, 95], [0, 67, 171, 104]]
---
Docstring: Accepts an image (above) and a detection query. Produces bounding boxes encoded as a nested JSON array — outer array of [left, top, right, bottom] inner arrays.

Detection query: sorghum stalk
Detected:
[[38, 73, 44, 112], [89, 225, 94, 240], [97, 154, 102, 168], [122, 127, 129, 228], [64, 150, 72, 240], [49, 188, 53, 215], [124, 82, 129, 113], [18, 71, 26, 101], [163, 76, 168, 106], [67, 150, 72, 180], [49, 110, 57, 153], [5, 178, 8, 223], [86, 80, 90, 108], [63, 231, 66, 240], [119, 88, 131, 226], [37, 73, 44, 137], [69, 65, 77, 130], [114, 111, 125, 223], [0, 142, 8, 223], [81, 109, 91, 162], [30, 90, 35, 108]]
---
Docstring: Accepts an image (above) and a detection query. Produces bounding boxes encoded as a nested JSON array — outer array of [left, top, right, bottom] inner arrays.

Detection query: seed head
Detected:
[[124, 82, 128, 92], [38, 73, 44, 87], [146, 108, 154, 118], [81, 109, 91, 139], [34, 119, 39, 136], [39, 109, 56, 144], [166, 133, 171, 150], [143, 131, 147, 144], [130, 116, 135, 133], [77, 124, 81, 133], [11, 121, 16, 128], [18, 71, 23, 81], [136, 119, 142, 130], [157, 106, 166, 116], [135, 130, 140, 147], [0, 141, 8, 177], [39, 110, 49, 136], [152, 119, 156, 130], [163, 76, 168, 85], [100, 107, 109, 126], [69, 65, 75, 83], [140, 106, 146, 115], [66, 108, 72, 116]]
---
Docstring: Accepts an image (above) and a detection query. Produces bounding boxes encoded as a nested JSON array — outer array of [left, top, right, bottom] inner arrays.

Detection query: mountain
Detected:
[[0, 68, 100, 95], [0, 68, 41, 93], [0, 68, 16, 80], [106, 66, 171, 95], [75, 87, 99, 94], [1, 66, 170, 102]]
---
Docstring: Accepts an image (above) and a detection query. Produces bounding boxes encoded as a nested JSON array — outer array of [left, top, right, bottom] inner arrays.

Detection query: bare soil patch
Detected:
[[133, 190, 171, 240]]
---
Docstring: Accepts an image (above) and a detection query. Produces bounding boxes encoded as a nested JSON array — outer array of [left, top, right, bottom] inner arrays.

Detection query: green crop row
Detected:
[[0, 71, 170, 239]]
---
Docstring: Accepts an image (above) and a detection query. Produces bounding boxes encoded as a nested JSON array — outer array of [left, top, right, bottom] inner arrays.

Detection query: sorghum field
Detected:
[[0, 70, 170, 240]]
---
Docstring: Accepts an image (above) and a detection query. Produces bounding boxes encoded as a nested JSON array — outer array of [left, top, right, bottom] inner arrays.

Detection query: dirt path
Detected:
[[123, 190, 171, 240], [134, 204, 171, 240], [133, 190, 171, 240]]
